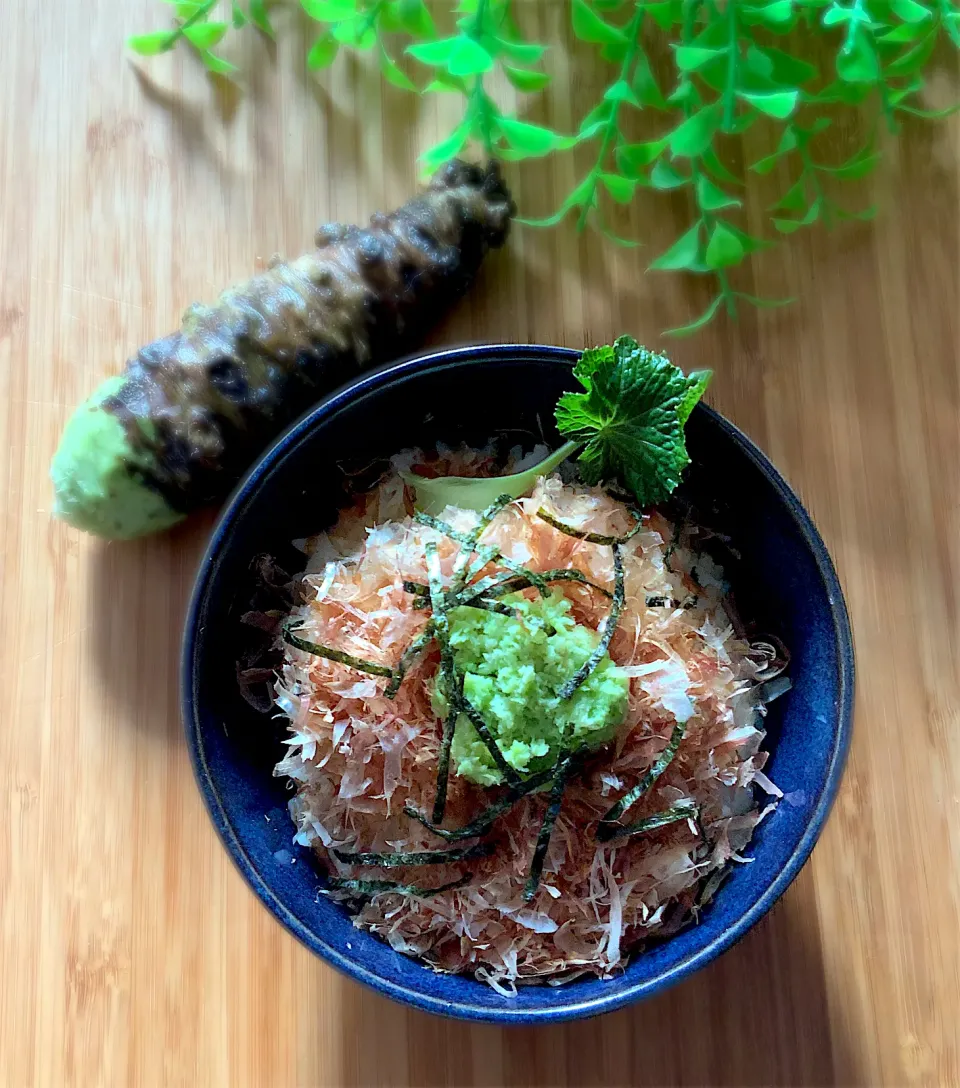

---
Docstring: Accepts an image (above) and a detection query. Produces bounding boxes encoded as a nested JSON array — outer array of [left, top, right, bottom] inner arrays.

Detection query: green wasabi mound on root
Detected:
[[440, 592, 630, 787], [50, 377, 184, 540]]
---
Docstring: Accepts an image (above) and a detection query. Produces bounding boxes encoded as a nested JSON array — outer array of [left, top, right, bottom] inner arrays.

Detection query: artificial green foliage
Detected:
[[129, 0, 960, 333]]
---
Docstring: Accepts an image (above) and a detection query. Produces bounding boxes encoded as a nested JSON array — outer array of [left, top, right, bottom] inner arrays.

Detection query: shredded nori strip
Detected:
[[415, 513, 549, 596], [523, 752, 576, 902], [644, 594, 699, 609], [451, 494, 513, 594], [384, 622, 435, 699], [332, 841, 494, 867], [452, 567, 613, 610], [459, 695, 523, 788], [327, 874, 472, 898], [600, 801, 699, 840], [536, 508, 644, 546], [282, 625, 394, 678], [597, 720, 687, 837], [425, 542, 459, 823], [557, 544, 625, 702], [404, 766, 555, 842]]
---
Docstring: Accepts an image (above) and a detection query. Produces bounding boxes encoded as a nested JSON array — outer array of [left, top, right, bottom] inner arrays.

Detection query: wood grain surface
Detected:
[[2, 3, 959, 1086]]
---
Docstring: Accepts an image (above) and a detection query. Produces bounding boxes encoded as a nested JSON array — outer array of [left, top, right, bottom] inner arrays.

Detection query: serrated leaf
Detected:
[[184, 21, 229, 50], [571, 0, 627, 45], [617, 138, 668, 176], [604, 79, 641, 107], [739, 89, 799, 119], [666, 294, 725, 337], [649, 222, 702, 270], [379, 45, 416, 90], [650, 158, 689, 190], [307, 32, 339, 69], [496, 116, 573, 157], [704, 222, 745, 268], [504, 66, 551, 92], [674, 45, 725, 71], [696, 175, 741, 210], [599, 173, 636, 202], [555, 336, 694, 504], [669, 103, 722, 157], [127, 31, 176, 55]]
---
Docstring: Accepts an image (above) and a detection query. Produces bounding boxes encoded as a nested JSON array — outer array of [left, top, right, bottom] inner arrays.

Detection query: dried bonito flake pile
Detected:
[[272, 452, 783, 993]]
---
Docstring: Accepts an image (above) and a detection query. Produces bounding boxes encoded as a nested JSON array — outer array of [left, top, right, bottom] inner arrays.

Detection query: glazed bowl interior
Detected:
[[183, 344, 853, 1024]]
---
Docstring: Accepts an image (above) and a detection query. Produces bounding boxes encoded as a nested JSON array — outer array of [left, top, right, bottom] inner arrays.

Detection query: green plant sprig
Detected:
[[128, 0, 960, 333]]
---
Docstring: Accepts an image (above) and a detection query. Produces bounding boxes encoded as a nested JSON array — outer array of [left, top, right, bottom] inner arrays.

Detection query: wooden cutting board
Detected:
[[1, 3, 958, 1085]]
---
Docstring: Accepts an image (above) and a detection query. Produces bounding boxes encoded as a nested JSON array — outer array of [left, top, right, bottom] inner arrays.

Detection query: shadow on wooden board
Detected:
[[332, 889, 862, 1088]]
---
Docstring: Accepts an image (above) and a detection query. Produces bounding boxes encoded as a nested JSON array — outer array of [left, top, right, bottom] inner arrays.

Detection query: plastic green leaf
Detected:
[[248, 0, 275, 36], [666, 294, 725, 337], [396, 0, 435, 36], [600, 173, 635, 202], [744, 1, 795, 28], [308, 32, 339, 69], [632, 51, 667, 108], [773, 175, 808, 212], [617, 138, 668, 176], [825, 150, 881, 180], [421, 125, 470, 172], [891, 0, 932, 22], [674, 45, 725, 71], [495, 40, 547, 65], [232, 1, 248, 29], [650, 159, 689, 190], [752, 45, 818, 86], [836, 30, 880, 83], [201, 50, 238, 74], [696, 175, 741, 211], [571, 0, 627, 45], [604, 79, 641, 107], [704, 222, 745, 269], [739, 89, 799, 119], [669, 103, 722, 157], [379, 45, 416, 90], [128, 31, 176, 55], [496, 117, 572, 157], [773, 200, 822, 233], [649, 223, 702, 270], [701, 148, 742, 186], [184, 21, 229, 50], [302, 0, 355, 19], [407, 37, 459, 67], [504, 66, 551, 92]]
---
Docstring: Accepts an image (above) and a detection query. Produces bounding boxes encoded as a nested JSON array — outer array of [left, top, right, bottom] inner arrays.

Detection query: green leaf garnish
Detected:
[[555, 336, 709, 506]]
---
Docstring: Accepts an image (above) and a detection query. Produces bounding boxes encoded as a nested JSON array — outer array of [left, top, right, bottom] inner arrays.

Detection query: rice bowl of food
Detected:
[[182, 342, 853, 1022]]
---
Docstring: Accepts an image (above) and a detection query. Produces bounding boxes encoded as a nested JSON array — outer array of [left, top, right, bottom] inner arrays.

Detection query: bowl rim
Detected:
[[181, 342, 855, 1024]]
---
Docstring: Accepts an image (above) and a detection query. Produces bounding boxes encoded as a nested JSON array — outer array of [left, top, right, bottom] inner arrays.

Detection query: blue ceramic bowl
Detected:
[[182, 344, 854, 1024]]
